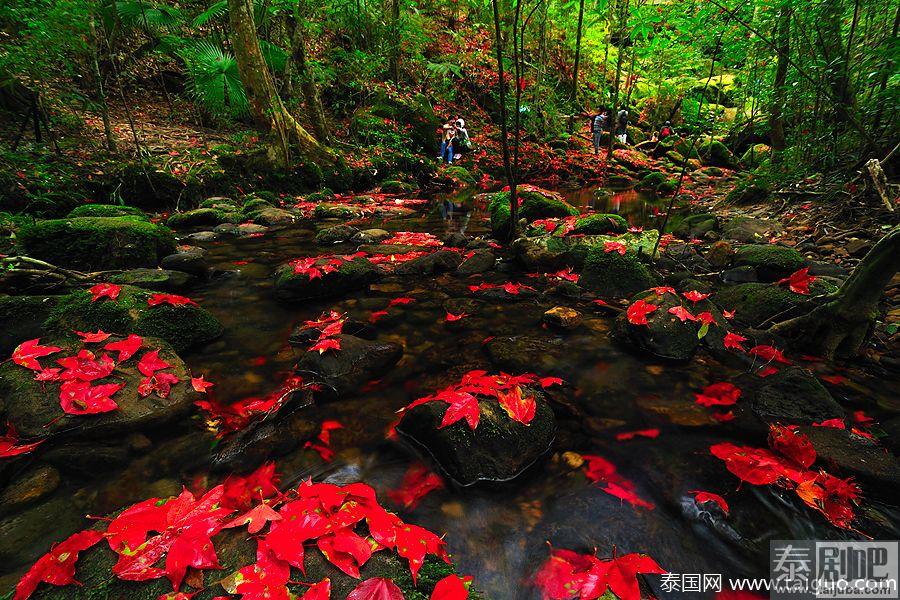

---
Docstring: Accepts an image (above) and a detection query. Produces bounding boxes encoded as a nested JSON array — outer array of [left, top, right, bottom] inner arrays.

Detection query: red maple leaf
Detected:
[[497, 386, 537, 425], [0, 423, 43, 458], [445, 311, 470, 322], [615, 429, 660, 441], [137, 350, 172, 376], [105, 485, 233, 590], [347, 578, 405, 600], [651, 286, 677, 296], [723, 331, 748, 351], [309, 337, 341, 354], [224, 503, 282, 534], [59, 380, 124, 414], [778, 268, 815, 295], [75, 330, 112, 343], [689, 490, 730, 515], [191, 376, 214, 393], [104, 334, 143, 363], [667, 305, 696, 322], [299, 578, 331, 600], [233, 539, 291, 600], [694, 382, 742, 407], [89, 282, 121, 302], [14, 530, 103, 600], [682, 290, 710, 303], [748, 344, 791, 364], [603, 240, 627, 255], [709, 443, 804, 486], [12, 339, 62, 371], [604, 551, 667, 600], [625, 300, 657, 325], [388, 296, 416, 307], [147, 293, 198, 307], [438, 391, 480, 430], [221, 463, 281, 511], [431, 574, 472, 599], [768, 424, 816, 468], [795, 472, 861, 529], [388, 463, 444, 509]]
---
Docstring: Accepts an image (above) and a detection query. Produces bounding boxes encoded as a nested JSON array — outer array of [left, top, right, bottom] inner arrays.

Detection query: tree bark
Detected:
[[571, 0, 585, 103], [769, 225, 900, 358], [768, 3, 790, 155], [288, 9, 331, 144], [89, 16, 117, 153], [491, 0, 518, 240], [389, 0, 401, 81], [228, 0, 333, 167]]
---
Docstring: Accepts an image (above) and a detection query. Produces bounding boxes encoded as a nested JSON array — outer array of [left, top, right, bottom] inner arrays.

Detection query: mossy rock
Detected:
[[273, 256, 380, 303], [240, 198, 275, 218], [580, 245, 659, 297], [17, 217, 175, 271], [672, 212, 718, 239], [44, 286, 222, 352], [0, 295, 58, 355], [698, 140, 738, 169], [303, 188, 336, 203], [199, 197, 237, 210], [665, 150, 686, 166], [166, 208, 231, 228], [725, 177, 772, 205], [0, 335, 197, 439], [108, 268, 195, 292], [741, 143, 771, 166], [512, 230, 660, 271], [572, 213, 627, 235], [488, 187, 579, 241], [313, 203, 365, 220], [380, 180, 417, 194], [655, 179, 679, 195], [396, 388, 556, 486], [443, 165, 476, 185], [612, 291, 702, 361], [636, 171, 667, 191], [67, 204, 148, 220], [714, 280, 838, 328], [733, 244, 806, 281]]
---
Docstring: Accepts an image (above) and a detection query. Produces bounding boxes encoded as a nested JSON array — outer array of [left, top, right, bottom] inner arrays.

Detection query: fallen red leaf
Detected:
[[347, 577, 404, 600], [12, 339, 62, 371], [689, 490, 730, 515], [388, 463, 444, 509], [89, 282, 121, 302], [14, 530, 103, 600], [626, 300, 657, 325], [694, 382, 742, 407], [615, 429, 660, 441]]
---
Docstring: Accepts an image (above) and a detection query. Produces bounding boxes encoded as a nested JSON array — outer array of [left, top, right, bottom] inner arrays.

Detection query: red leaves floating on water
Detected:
[[147, 293, 198, 307], [347, 577, 405, 600], [748, 345, 791, 364], [603, 240, 627, 255], [289, 254, 364, 280], [709, 442, 802, 486], [89, 282, 121, 302], [615, 429, 660, 441], [304, 420, 343, 462], [626, 300, 657, 325], [694, 382, 742, 407], [445, 311, 469, 322], [388, 463, 445, 509], [795, 471, 861, 530], [690, 490, 730, 515], [195, 375, 307, 437], [106, 485, 232, 590], [383, 231, 443, 247], [0, 423, 42, 458], [534, 546, 665, 600], [13, 338, 62, 371], [581, 455, 655, 510], [191, 375, 213, 393], [768, 424, 816, 468], [14, 530, 103, 600], [778, 268, 816, 295]]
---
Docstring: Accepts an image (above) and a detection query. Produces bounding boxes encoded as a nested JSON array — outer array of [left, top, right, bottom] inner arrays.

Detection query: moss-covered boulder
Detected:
[[612, 291, 703, 361], [273, 256, 379, 303], [725, 177, 772, 204], [580, 245, 658, 297], [741, 143, 771, 166], [672, 212, 718, 239], [166, 208, 232, 228], [396, 388, 556, 486], [107, 268, 195, 292], [67, 205, 148, 220], [18, 217, 175, 271], [511, 230, 660, 271], [655, 179, 679, 195], [313, 203, 366, 220], [0, 335, 198, 439], [636, 171, 667, 191], [488, 186, 579, 241], [698, 140, 738, 169], [298, 334, 403, 398], [572, 213, 628, 235], [250, 206, 298, 226], [714, 280, 838, 328], [0, 295, 58, 355], [316, 224, 359, 246], [380, 180, 418, 194], [442, 165, 476, 186], [733, 244, 806, 281], [752, 367, 843, 425], [44, 286, 222, 352]]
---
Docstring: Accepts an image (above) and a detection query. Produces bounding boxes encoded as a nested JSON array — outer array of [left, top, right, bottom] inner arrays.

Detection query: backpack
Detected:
[[660, 126, 672, 137]]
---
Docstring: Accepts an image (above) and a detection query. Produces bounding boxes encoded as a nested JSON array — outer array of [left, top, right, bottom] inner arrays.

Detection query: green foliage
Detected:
[[178, 40, 249, 118], [115, 1, 185, 31]]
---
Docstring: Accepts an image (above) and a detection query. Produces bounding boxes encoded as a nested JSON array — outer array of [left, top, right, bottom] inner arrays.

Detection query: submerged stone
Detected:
[[298, 334, 402, 397]]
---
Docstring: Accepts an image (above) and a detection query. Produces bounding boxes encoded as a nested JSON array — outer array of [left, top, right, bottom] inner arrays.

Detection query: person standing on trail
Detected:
[[591, 109, 608, 155], [453, 118, 470, 159], [615, 109, 629, 144], [438, 119, 455, 164]]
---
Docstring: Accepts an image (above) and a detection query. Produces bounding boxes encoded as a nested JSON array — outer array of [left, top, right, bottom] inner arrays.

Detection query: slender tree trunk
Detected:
[[768, 3, 790, 156], [872, 3, 900, 134], [389, 0, 401, 81], [491, 0, 518, 240], [819, 0, 853, 125], [288, 10, 331, 144], [228, 0, 332, 167], [89, 16, 117, 153], [571, 0, 585, 103], [606, 0, 628, 158]]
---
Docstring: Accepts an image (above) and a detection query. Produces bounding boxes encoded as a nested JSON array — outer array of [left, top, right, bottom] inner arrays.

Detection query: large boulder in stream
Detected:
[[396, 389, 556, 486], [732, 244, 807, 281], [273, 256, 379, 302], [44, 285, 222, 352], [486, 186, 579, 241], [752, 367, 843, 424], [298, 334, 402, 397], [611, 291, 703, 361], [580, 246, 659, 298], [17, 217, 176, 271], [511, 230, 660, 271], [714, 280, 838, 328], [0, 335, 198, 439], [393, 250, 462, 275]]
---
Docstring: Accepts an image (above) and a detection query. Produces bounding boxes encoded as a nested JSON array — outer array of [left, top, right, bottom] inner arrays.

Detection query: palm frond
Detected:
[[191, 0, 227, 28], [116, 1, 185, 31], [179, 40, 249, 118]]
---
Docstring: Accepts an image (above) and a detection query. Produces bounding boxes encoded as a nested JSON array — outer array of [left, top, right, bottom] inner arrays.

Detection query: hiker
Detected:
[[615, 108, 629, 144], [453, 118, 471, 160], [591, 108, 608, 155], [438, 120, 456, 164], [656, 121, 673, 141]]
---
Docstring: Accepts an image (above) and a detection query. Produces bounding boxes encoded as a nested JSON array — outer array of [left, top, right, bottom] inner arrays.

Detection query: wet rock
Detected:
[[511, 235, 571, 270], [273, 256, 379, 303], [0, 335, 198, 439], [457, 249, 495, 275], [0, 295, 58, 355], [484, 336, 562, 373], [351, 228, 390, 244], [0, 496, 85, 569], [714, 280, 838, 328], [721, 216, 782, 243], [213, 412, 317, 472], [706, 240, 734, 268], [752, 367, 843, 425], [572, 214, 628, 235], [442, 232, 469, 248], [235, 223, 268, 237], [580, 246, 658, 298], [0, 466, 61, 516], [396, 389, 556, 485], [167, 208, 231, 228], [42, 442, 131, 476], [108, 268, 196, 292], [17, 217, 176, 271], [160, 245, 209, 276], [802, 425, 900, 498], [200, 196, 236, 210], [673, 213, 718, 239], [393, 250, 461, 275], [44, 285, 222, 352], [213, 222, 239, 234], [807, 261, 848, 278], [186, 230, 219, 242], [314, 203, 365, 220], [611, 292, 701, 361], [485, 186, 579, 241], [253, 206, 298, 226], [543, 306, 581, 329], [733, 244, 806, 281], [298, 334, 402, 397], [721, 266, 759, 283], [316, 224, 358, 245]]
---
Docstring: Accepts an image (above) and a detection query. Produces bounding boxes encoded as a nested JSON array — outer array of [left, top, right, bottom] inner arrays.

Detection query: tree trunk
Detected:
[[606, 0, 628, 158], [768, 3, 790, 155], [571, 0, 585, 103], [491, 0, 518, 240], [228, 0, 333, 167], [818, 0, 854, 125], [89, 16, 117, 153], [769, 225, 900, 358], [288, 10, 331, 144], [389, 0, 401, 81]]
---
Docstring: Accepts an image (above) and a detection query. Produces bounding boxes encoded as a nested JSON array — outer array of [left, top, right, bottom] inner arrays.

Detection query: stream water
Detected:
[[6, 185, 900, 597]]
